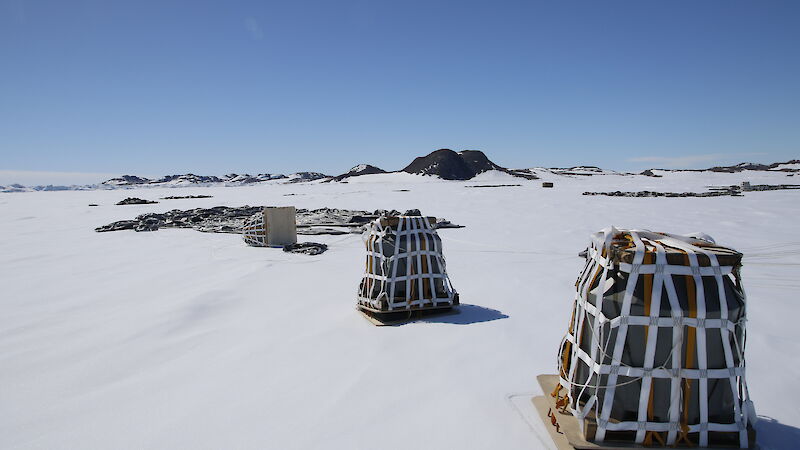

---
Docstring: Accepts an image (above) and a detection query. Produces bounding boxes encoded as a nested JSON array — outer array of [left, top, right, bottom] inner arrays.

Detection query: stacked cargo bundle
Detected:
[[357, 214, 458, 317], [552, 227, 755, 448]]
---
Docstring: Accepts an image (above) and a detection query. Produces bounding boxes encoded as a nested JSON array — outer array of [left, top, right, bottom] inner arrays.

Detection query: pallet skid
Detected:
[[532, 374, 757, 450], [357, 305, 459, 326]]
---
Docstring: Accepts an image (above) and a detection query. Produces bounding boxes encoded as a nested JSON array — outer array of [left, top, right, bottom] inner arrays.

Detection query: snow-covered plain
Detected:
[[1, 170, 799, 449]]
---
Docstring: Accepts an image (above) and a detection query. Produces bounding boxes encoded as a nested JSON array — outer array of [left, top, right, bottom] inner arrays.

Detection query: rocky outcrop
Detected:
[[102, 175, 150, 186], [95, 207, 463, 235], [583, 190, 741, 198], [403, 149, 478, 180], [285, 172, 331, 183], [161, 195, 213, 199], [283, 242, 328, 255], [458, 150, 503, 174], [640, 169, 662, 177], [331, 164, 387, 181], [707, 160, 800, 173], [101, 173, 289, 186], [402, 149, 541, 180], [116, 197, 158, 205]]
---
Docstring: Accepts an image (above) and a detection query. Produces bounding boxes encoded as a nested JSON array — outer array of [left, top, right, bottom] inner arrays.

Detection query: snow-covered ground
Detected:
[[1, 170, 798, 449]]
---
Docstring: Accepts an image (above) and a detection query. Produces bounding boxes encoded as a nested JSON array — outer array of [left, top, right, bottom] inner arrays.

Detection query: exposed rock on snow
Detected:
[[284, 172, 331, 183], [584, 183, 800, 198], [459, 150, 503, 174], [640, 169, 662, 177], [283, 242, 328, 255], [501, 169, 540, 180], [706, 160, 800, 173], [94, 220, 140, 232], [101, 173, 289, 187], [741, 183, 800, 191], [584, 189, 742, 198], [116, 197, 159, 205], [331, 164, 387, 181], [102, 175, 150, 186], [403, 149, 487, 180], [95, 207, 463, 235], [1, 184, 38, 193], [402, 149, 539, 180], [160, 195, 213, 199], [465, 184, 522, 188]]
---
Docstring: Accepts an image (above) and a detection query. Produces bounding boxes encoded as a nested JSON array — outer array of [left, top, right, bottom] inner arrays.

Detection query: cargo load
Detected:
[[357, 214, 458, 316], [549, 227, 755, 448]]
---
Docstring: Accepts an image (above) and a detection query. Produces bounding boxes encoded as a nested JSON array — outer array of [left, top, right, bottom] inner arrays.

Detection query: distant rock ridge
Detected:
[[705, 160, 800, 173], [642, 160, 800, 174], [101, 172, 320, 187], [3, 157, 798, 193], [285, 172, 331, 183]]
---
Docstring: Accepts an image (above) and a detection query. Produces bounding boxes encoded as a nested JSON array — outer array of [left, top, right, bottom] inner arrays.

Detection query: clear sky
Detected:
[[1, 0, 798, 184]]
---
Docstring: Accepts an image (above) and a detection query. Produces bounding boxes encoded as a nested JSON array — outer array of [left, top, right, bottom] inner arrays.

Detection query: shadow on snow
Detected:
[[417, 304, 508, 325], [756, 416, 800, 450]]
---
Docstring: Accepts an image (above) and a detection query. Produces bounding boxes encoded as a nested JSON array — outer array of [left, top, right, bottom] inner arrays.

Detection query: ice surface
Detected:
[[1, 170, 798, 449]]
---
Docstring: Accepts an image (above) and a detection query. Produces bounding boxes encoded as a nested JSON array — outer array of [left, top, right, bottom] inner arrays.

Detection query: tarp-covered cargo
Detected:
[[357, 214, 458, 313], [556, 227, 755, 448]]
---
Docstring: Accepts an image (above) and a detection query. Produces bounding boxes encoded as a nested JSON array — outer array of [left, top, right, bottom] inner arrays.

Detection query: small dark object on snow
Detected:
[[116, 197, 158, 205], [466, 184, 521, 188], [640, 169, 662, 177], [88, 204, 99, 206], [434, 220, 465, 229], [283, 242, 328, 255], [542, 182, 554, 188]]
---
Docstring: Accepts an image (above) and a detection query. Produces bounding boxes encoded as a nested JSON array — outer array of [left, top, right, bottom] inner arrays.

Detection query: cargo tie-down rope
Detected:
[[358, 216, 457, 312], [555, 227, 755, 448]]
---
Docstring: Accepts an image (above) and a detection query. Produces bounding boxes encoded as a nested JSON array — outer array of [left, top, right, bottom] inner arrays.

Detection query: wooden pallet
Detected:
[[531, 375, 757, 450], [357, 306, 459, 326]]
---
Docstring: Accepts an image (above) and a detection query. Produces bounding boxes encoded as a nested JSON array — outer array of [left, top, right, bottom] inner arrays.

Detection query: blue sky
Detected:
[[1, 0, 798, 184]]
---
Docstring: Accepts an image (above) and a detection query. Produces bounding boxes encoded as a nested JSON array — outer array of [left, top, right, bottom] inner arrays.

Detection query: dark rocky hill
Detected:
[[331, 164, 387, 182], [403, 149, 487, 180], [402, 149, 538, 180], [458, 150, 503, 174]]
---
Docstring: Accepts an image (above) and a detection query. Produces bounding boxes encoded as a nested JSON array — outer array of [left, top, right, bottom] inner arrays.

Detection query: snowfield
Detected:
[[1, 170, 799, 449]]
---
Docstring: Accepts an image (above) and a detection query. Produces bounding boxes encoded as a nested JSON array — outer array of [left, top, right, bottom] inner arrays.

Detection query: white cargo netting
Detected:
[[357, 215, 458, 312], [555, 227, 755, 448]]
